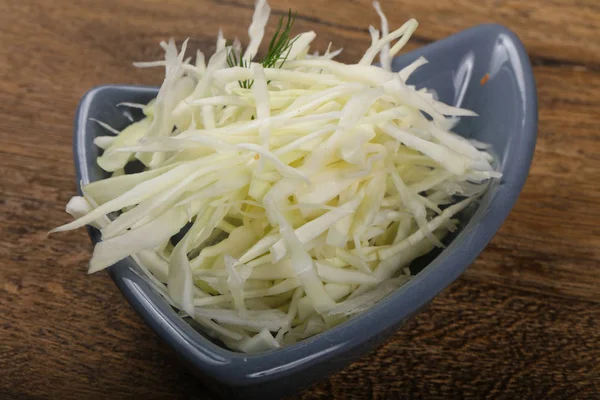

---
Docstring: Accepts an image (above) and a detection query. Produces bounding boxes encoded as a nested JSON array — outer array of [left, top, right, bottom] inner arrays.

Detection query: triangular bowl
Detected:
[[73, 23, 537, 399]]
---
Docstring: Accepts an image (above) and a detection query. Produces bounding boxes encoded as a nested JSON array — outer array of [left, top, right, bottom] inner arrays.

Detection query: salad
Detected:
[[53, 1, 500, 353]]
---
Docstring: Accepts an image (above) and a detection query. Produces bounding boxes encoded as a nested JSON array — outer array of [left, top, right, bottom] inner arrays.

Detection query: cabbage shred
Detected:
[[54, 1, 501, 353]]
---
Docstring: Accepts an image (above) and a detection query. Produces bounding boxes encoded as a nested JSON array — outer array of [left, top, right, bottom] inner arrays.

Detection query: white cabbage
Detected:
[[53, 1, 501, 352]]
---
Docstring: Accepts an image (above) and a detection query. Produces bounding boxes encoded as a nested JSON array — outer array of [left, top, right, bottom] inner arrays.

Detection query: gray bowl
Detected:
[[73, 23, 537, 399]]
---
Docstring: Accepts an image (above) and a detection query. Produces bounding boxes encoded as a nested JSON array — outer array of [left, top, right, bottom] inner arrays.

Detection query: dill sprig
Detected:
[[226, 49, 253, 89], [263, 9, 298, 69], [227, 9, 298, 88]]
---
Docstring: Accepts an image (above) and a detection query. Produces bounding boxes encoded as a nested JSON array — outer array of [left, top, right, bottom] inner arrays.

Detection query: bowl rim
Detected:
[[73, 22, 537, 386]]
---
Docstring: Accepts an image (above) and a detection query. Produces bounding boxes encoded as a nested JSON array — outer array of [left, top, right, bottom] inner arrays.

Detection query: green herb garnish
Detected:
[[226, 49, 253, 89], [227, 9, 298, 88], [262, 9, 298, 69]]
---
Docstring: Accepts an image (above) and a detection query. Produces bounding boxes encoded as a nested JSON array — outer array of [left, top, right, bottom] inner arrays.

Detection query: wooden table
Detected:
[[1, 0, 599, 398]]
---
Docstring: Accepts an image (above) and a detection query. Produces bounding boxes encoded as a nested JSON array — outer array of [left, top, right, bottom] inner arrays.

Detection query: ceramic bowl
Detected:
[[73, 23, 537, 399]]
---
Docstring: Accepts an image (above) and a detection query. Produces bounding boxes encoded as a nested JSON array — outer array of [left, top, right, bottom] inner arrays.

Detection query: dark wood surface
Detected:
[[1, 0, 599, 399]]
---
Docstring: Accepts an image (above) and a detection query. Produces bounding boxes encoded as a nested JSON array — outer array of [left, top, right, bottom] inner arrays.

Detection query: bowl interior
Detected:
[[73, 23, 536, 391]]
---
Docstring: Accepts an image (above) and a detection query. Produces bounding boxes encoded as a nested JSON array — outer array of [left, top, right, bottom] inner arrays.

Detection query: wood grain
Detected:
[[1, 0, 599, 399]]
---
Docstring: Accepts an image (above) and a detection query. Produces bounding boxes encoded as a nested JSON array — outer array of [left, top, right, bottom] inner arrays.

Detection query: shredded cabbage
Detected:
[[54, 1, 501, 352]]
